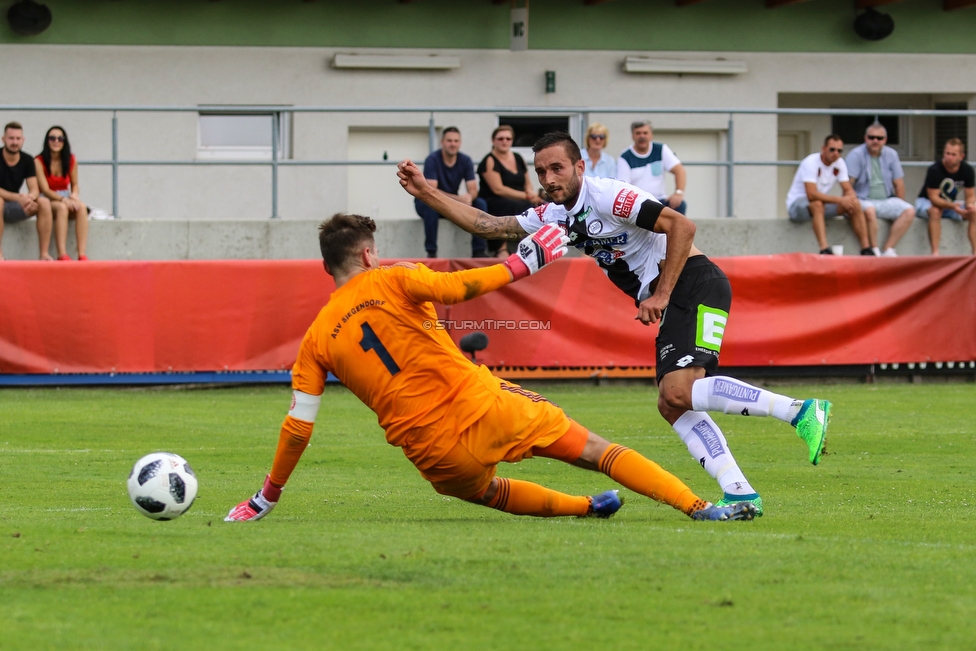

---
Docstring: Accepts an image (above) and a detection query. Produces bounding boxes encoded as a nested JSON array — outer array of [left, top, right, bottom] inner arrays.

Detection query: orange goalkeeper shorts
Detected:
[[416, 382, 587, 500]]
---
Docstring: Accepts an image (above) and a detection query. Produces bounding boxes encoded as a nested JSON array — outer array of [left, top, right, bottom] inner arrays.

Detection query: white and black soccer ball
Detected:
[[127, 452, 198, 521]]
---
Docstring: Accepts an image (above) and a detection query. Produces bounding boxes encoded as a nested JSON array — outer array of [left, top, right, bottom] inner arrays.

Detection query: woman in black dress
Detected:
[[477, 125, 543, 256]]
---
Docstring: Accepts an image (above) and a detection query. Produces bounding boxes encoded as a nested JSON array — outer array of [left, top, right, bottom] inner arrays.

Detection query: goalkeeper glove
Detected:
[[504, 223, 570, 281], [224, 475, 282, 522]]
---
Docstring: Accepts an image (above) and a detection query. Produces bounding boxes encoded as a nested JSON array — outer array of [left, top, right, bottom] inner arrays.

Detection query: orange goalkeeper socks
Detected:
[[485, 478, 591, 517], [598, 444, 706, 515]]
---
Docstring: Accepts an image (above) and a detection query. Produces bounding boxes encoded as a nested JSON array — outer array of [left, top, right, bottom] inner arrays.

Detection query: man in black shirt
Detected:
[[915, 138, 976, 255], [0, 122, 53, 260]]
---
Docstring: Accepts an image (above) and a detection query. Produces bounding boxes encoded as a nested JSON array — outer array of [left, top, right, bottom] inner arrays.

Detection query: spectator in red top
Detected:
[[35, 126, 88, 260]]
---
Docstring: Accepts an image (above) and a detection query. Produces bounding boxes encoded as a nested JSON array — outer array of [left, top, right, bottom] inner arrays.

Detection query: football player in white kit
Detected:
[[398, 132, 832, 516]]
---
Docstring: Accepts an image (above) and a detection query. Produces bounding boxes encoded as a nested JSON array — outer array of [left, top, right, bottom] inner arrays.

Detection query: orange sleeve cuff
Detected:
[[268, 415, 314, 488]]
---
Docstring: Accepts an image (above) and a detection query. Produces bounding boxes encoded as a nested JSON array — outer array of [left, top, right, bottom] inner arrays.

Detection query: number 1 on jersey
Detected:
[[359, 322, 401, 375]]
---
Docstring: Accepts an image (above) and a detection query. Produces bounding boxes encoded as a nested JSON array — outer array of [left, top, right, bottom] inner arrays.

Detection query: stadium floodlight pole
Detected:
[[271, 111, 279, 219], [112, 111, 119, 220], [727, 115, 734, 218]]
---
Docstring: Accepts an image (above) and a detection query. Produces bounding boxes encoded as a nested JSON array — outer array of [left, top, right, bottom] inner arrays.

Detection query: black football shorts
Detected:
[[655, 255, 732, 380]]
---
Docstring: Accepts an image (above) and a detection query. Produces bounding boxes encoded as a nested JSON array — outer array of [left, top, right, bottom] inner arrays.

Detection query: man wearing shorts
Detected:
[[0, 122, 54, 261], [915, 138, 976, 256], [399, 132, 833, 517], [846, 122, 916, 257], [786, 134, 873, 255], [226, 213, 756, 523]]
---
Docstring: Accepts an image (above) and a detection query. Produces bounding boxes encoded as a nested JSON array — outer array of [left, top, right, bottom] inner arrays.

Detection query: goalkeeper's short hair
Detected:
[[318, 213, 377, 276]]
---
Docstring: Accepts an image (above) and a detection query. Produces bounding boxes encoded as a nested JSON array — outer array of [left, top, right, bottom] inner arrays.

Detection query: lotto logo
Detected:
[[696, 305, 728, 352], [612, 189, 638, 217]]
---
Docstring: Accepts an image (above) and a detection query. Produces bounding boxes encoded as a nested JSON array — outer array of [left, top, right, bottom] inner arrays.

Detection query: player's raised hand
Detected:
[[224, 475, 281, 522], [504, 223, 570, 280], [397, 160, 430, 199]]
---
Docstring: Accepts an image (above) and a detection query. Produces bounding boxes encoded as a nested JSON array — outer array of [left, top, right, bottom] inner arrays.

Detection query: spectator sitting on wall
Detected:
[[786, 134, 873, 255], [915, 138, 976, 256], [845, 122, 914, 257], [415, 127, 488, 258], [477, 125, 542, 257], [0, 122, 53, 261], [35, 126, 89, 261], [581, 123, 616, 179], [616, 120, 686, 215]]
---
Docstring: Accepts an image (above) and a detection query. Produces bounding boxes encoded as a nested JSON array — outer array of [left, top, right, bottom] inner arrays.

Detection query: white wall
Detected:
[[2, 45, 974, 222]]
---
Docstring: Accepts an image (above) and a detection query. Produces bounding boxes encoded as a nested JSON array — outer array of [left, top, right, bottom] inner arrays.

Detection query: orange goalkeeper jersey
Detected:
[[292, 262, 512, 460]]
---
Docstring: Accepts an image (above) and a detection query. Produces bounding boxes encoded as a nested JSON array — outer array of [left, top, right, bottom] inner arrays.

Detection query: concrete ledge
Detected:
[[0, 216, 971, 261]]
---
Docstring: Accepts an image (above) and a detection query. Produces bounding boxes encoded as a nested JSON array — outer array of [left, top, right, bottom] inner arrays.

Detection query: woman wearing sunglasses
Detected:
[[35, 126, 88, 260], [581, 123, 616, 179], [477, 125, 543, 256]]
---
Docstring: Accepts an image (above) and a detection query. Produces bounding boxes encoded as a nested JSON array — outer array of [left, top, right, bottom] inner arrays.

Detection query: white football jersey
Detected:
[[516, 176, 668, 303]]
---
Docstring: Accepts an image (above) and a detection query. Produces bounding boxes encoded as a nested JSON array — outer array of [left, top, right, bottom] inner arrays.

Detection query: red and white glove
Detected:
[[504, 223, 570, 281], [224, 475, 282, 522]]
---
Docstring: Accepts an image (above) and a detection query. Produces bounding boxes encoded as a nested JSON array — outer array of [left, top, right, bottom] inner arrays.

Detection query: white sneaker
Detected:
[[882, 248, 898, 257], [871, 247, 882, 256]]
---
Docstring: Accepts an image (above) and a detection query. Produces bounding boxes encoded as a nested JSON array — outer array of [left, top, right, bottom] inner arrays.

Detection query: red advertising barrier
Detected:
[[0, 254, 973, 375]]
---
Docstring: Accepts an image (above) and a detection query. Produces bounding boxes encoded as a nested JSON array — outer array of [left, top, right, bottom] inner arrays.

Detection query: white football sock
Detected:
[[672, 411, 756, 496], [692, 376, 803, 423]]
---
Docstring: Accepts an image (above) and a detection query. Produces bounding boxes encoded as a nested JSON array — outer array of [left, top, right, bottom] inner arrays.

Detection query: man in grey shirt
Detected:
[[845, 122, 915, 256]]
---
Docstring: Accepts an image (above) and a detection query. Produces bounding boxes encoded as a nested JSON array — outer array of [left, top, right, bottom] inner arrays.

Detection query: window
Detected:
[[831, 114, 899, 146], [197, 111, 291, 160], [498, 116, 572, 147]]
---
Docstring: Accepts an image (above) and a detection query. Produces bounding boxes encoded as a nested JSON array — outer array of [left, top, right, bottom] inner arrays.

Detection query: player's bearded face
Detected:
[[535, 146, 583, 206]]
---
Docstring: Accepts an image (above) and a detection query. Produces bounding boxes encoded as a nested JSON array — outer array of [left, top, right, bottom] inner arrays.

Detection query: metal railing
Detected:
[[3, 104, 972, 219]]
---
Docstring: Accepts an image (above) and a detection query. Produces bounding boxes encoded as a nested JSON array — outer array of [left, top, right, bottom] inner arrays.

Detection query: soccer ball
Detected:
[[127, 452, 198, 520]]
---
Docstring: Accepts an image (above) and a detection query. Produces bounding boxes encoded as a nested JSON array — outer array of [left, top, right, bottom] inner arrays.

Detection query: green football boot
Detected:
[[715, 492, 763, 517], [792, 398, 831, 465]]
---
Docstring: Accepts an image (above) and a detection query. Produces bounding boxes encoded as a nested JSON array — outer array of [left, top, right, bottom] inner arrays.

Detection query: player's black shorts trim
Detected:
[[655, 255, 731, 380]]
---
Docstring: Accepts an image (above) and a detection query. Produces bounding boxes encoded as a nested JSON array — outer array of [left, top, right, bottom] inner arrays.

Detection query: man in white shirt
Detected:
[[786, 134, 873, 255], [617, 120, 687, 215]]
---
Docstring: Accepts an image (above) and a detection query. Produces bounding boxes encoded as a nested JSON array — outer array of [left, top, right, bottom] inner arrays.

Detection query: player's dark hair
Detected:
[[824, 133, 843, 146], [318, 213, 377, 276], [442, 126, 460, 138], [40, 126, 72, 179], [532, 131, 582, 165]]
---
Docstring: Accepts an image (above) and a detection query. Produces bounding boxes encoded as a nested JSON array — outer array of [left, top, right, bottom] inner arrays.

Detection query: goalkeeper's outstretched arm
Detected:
[[397, 159, 528, 240], [225, 391, 321, 522]]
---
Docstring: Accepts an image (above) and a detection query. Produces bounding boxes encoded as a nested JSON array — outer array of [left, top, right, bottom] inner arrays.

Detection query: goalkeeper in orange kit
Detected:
[[226, 213, 756, 523]]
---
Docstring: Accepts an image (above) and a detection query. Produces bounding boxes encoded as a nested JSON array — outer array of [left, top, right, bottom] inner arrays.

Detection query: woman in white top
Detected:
[[581, 123, 616, 179]]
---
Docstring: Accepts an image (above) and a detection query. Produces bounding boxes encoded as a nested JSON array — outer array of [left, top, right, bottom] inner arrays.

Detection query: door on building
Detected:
[[777, 132, 806, 220], [653, 131, 722, 219], [347, 128, 430, 221]]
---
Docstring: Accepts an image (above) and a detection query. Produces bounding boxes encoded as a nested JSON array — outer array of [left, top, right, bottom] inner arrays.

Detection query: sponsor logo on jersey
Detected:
[[713, 378, 760, 403], [586, 219, 604, 236], [533, 204, 549, 221], [290, 393, 297, 411], [692, 419, 726, 459], [574, 233, 628, 248], [612, 189, 639, 217], [593, 249, 625, 265]]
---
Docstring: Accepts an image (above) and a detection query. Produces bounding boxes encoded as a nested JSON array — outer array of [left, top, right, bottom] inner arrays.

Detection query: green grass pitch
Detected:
[[1, 382, 974, 650]]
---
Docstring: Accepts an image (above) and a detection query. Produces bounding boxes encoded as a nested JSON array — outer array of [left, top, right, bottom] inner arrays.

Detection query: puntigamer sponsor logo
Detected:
[[612, 189, 638, 217], [713, 379, 760, 403], [692, 420, 726, 459]]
